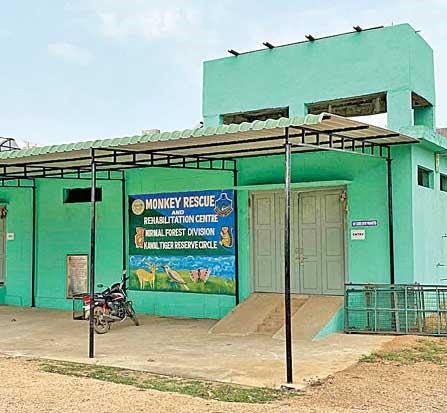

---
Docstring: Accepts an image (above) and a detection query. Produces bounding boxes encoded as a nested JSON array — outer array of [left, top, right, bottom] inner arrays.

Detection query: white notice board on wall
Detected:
[[66, 254, 88, 298]]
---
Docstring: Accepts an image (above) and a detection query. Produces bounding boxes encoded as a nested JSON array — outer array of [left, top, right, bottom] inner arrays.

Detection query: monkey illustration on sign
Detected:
[[219, 226, 233, 248], [134, 227, 144, 248]]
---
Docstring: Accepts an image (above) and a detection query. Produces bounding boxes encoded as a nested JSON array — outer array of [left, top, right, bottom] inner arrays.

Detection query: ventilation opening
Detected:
[[64, 188, 102, 203], [308, 92, 387, 118], [417, 166, 433, 189], [441, 174, 447, 192], [222, 107, 289, 125]]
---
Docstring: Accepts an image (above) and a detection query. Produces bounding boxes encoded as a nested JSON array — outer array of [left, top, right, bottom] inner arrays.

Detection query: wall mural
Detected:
[[128, 189, 236, 295]]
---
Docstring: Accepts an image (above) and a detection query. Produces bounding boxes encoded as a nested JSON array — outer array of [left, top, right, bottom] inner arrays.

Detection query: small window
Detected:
[[441, 174, 447, 192], [64, 187, 102, 203], [417, 166, 432, 188]]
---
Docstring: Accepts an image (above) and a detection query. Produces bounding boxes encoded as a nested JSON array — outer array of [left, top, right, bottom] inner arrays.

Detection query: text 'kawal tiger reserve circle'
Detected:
[[131, 199, 145, 215]]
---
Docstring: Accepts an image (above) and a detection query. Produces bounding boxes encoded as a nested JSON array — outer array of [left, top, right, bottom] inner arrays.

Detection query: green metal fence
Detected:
[[345, 284, 447, 336]]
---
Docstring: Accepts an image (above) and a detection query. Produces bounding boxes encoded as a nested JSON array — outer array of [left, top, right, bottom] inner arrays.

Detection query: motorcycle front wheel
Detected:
[[126, 303, 140, 326], [93, 306, 110, 334]]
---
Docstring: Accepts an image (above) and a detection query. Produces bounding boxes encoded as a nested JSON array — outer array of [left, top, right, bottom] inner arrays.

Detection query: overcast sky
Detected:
[[1, 0, 446, 146]]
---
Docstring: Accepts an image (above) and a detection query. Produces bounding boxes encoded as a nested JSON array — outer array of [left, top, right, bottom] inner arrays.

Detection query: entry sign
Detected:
[[351, 229, 365, 240], [352, 220, 378, 227]]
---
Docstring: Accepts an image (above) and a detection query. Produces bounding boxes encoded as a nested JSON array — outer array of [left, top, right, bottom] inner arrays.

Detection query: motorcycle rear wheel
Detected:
[[93, 307, 110, 334], [127, 303, 140, 326]]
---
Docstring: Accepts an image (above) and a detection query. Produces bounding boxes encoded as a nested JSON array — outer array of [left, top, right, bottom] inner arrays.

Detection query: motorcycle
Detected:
[[83, 270, 139, 334]]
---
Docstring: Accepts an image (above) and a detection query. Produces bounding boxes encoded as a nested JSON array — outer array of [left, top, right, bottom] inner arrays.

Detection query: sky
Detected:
[[1, 0, 447, 146]]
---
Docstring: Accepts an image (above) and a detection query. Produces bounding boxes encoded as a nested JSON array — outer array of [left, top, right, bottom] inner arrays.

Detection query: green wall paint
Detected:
[[33, 179, 123, 310], [237, 150, 393, 284], [386, 90, 413, 131], [0, 187, 33, 306], [235, 190, 251, 301], [0, 148, 419, 319], [411, 146, 447, 284], [390, 146, 414, 283], [313, 307, 344, 340], [202, 24, 435, 131]]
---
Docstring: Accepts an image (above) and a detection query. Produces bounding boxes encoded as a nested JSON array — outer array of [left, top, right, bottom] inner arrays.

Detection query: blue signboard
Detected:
[[352, 220, 378, 227], [128, 190, 236, 295]]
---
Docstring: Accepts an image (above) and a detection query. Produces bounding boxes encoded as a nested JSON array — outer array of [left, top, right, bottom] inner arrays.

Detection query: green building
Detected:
[[0, 23, 446, 337]]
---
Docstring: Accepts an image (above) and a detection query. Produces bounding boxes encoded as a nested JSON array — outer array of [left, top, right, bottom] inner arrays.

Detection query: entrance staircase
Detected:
[[210, 293, 343, 340]]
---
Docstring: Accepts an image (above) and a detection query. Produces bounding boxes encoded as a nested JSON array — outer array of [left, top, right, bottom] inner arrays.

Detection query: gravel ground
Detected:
[[2, 337, 447, 413]]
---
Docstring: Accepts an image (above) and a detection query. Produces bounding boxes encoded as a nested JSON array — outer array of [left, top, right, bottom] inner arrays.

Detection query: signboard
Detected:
[[66, 254, 88, 298], [352, 220, 378, 227], [128, 190, 236, 295], [351, 229, 366, 240]]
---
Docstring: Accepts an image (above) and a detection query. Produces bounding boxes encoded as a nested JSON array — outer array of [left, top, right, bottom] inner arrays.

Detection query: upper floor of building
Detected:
[[202, 23, 436, 133]]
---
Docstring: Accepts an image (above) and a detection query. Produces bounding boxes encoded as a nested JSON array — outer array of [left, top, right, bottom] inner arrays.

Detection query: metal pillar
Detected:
[[89, 159, 97, 358], [284, 127, 293, 384], [121, 174, 126, 271], [31, 181, 36, 307], [386, 148, 395, 284], [233, 167, 240, 305]]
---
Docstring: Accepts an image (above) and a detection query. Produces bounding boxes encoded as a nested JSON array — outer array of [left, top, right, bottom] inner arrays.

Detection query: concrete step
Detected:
[[210, 293, 308, 336], [210, 293, 284, 335]]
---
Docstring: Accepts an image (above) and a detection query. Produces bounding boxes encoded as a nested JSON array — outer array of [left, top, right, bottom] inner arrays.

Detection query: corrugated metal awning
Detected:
[[0, 113, 418, 175]]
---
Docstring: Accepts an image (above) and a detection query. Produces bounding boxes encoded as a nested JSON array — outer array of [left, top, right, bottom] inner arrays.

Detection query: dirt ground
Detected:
[[2, 336, 447, 413]]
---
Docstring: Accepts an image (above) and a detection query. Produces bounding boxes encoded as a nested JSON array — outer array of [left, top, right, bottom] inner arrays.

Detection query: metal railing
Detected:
[[345, 283, 447, 336]]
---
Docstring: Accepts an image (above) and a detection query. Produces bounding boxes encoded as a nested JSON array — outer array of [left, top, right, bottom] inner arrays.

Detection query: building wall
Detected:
[[0, 187, 33, 306], [0, 171, 236, 318], [237, 150, 393, 288], [202, 21, 438, 289], [391, 145, 415, 283], [33, 179, 123, 310], [0, 148, 399, 317], [411, 145, 447, 284]]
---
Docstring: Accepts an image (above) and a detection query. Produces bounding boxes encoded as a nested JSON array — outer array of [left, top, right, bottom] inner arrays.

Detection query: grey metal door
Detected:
[[299, 190, 345, 295], [321, 191, 346, 295], [252, 193, 277, 292], [252, 189, 345, 295], [298, 192, 322, 294], [252, 192, 299, 293]]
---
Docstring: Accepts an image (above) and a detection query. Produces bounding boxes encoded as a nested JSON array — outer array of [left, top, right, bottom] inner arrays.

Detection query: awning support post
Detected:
[[386, 147, 395, 284], [121, 172, 126, 271], [233, 164, 240, 305], [284, 127, 293, 384], [31, 179, 36, 307], [89, 155, 97, 359]]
